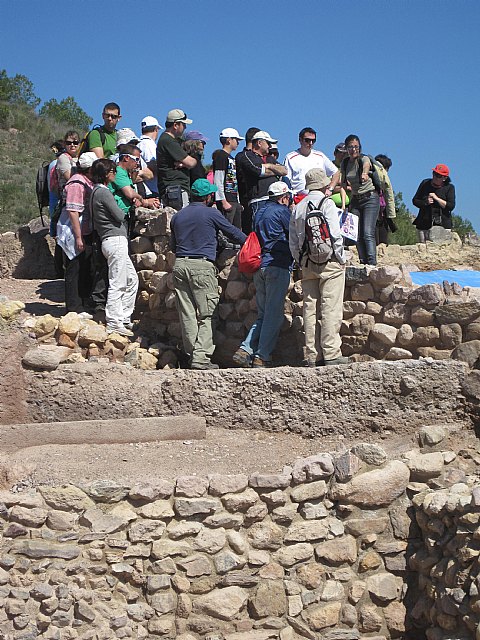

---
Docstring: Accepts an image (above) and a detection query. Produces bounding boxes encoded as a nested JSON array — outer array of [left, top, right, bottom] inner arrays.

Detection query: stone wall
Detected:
[[1, 427, 473, 640], [129, 209, 480, 369]]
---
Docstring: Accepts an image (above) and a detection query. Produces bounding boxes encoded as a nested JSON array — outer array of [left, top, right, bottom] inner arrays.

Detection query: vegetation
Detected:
[[0, 70, 92, 231]]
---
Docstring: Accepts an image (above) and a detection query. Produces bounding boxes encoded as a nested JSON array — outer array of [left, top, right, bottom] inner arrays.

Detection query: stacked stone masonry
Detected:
[[128, 208, 480, 368], [1, 428, 479, 639]]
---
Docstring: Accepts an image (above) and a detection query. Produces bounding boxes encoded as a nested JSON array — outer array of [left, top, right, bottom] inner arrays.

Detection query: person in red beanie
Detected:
[[412, 164, 456, 242]]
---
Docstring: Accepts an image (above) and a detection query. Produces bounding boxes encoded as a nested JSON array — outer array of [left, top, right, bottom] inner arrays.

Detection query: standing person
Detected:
[[330, 134, 380, 265], [137, 115, 162, 197], [212, 127, 244, 228], [374, 154, 397, 245], [91, 158, 139, 337], [290, 168, 348, 367], [183, 130, 208, 185], [56, 152, 97, 317], [412, 164, 455, 242], [56, 131, 80, 192], [233, 182, 293, 368], [171, 179, 246, 370], [235, 127, 260, 225], [235, 130, 287, 234], [284, 127, 338, 197], [87, 102, 122, 159], [333, 142, 348, 169], [156, 108, 197, 210]]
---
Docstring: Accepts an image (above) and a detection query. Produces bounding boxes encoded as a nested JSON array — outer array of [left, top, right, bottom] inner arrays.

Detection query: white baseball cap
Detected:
[[268, 181, 292, 197], [252, 130, 278, 144], [219, 127, 244, 140], [116, 128, 139, 146], [141, 115, 162, 129]]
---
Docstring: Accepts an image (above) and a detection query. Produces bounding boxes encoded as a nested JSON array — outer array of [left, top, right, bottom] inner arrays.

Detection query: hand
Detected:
[[148, 198, 161, 209], [222, 200, 232, 212], [361, 172, 368, 183], [427, 194, 434, 204], [75, 238, 84, 252], [174, 161, 184, 169]]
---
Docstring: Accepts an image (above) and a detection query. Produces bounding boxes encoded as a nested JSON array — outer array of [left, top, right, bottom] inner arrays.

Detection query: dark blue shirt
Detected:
[[171, 202, 247, 262], [254, 200, 293, 270]]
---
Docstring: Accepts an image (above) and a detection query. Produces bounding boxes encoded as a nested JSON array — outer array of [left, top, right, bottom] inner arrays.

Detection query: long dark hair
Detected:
[[344, 134, 362, 152], [91, 158, 116, 184]]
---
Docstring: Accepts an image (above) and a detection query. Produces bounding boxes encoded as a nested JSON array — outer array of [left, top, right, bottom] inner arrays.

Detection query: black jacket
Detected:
[[412, 178, 455, 230]]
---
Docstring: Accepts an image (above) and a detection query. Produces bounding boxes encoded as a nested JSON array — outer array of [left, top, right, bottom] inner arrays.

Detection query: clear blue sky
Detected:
[[1, 0, 478, 229]]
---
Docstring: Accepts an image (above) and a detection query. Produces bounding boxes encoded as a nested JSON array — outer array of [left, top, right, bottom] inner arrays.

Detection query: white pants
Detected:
[[101, 236, 138, 329]]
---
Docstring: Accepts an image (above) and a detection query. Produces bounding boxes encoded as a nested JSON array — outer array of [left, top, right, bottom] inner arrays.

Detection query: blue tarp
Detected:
[[410, 270, 480, 288]]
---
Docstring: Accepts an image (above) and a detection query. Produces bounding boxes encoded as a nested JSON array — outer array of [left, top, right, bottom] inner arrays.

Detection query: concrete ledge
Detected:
[[23, 360, 469, 440]]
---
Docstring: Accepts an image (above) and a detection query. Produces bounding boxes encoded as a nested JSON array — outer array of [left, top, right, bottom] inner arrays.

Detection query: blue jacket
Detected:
[[254, 200, 293, 270]]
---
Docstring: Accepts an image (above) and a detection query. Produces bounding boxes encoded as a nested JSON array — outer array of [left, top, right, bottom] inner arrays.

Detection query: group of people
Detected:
[[47, 101, 456, 367]]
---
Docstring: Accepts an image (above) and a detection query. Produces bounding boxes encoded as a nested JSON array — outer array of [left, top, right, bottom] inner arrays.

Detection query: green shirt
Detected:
[[108, 166, 132, 215], [87, 127, 117, 158], [156, 132, 190, 195]]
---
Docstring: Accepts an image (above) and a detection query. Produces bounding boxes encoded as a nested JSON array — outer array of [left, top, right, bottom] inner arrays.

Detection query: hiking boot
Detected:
[[191, 362, 219, 370], [252, 356, 270, 368], [324, 356, 350, 366], [232, 348, 252, 367], [107, 325, 134, 338]]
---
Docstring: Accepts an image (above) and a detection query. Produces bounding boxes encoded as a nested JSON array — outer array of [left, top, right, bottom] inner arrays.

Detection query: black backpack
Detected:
[[341, 154, 383, 193], [299, 196, 334, 266], [35, 161, 51, 226], [77, 125, 106, 157]]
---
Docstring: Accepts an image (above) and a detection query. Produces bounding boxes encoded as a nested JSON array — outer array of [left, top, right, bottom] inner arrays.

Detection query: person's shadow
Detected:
[[24, 281, 65, 318]]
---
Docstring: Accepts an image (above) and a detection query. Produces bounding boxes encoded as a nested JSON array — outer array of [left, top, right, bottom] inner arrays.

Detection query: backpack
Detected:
[[238, 231, 261, 274], [49, 161, 60, 198], [77, 125, 106, 157], [300, 196, 334, 266], [341, 154, 383, 193], [35, 161, 51, 225]]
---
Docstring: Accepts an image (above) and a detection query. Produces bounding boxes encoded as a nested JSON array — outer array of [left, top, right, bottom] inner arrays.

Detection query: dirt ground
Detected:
[[0, 277, 478, 490]]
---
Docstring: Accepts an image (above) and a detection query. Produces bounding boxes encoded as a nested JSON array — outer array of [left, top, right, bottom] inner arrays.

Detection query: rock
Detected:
[[39, 486, 95, 511], [250, 580, 287, 618], [193, 586, 248, 620], [0, 299, 25, 320], [304, 601, 342, 630], [128, 480, 174, 500], [222, 488, 258, 511], [383, 303, 408, 327], [407, 284, 445, 307], [334, 451, 360, 482], [369, 266, 402, 287], [151, 540, 192, 560], [350, 314, 375, 336], [296, 563, 325, 589], [81, 507, 130, 533], [83, 480, 129, 503], [383, 600, 406, 635], [345, 517, 389, 536], [359, 604, 383, 632], [329, 460, 410, 507], [150, 591, 176, 614], [77, 321, 108, 346], [439, 323, 463, 348], [176, 475, 209, 497], [22, 346, 66, 371], [351, 283, 374, 302], [125, 347, 158, 370], [292, 454, 334, 483], [315, 535, 357, 565], [9, 506, 48, 527], [33, 314, 59, 337], [284, 521, 328, 543], [193, 528, 226, 554], [57, 312, 82, 337], [274, 543, 314, 567], [397, 323, 414, 347], [214, 551, 245, 574], [177, 554, 212, 577], [417, 425, 447, 447], [321, 580, 345, 602], [175, 498, 220, 517], [385, 347, 413, 360], [248, 522, 284, 550], [359, 551, 382, 572], [402, 450, 444, 481], [351, 443, 387, 466], [291, 480, 326, 502], [366, 572, 401, 602], [434, 300, 480, 325], [11, 540, 80, 559], [138, 499, 175, 519], [209, 473, 248, 496], [225, 281, 249, 301], [129, 519, 166, 543], [451, 340, 480, 367]]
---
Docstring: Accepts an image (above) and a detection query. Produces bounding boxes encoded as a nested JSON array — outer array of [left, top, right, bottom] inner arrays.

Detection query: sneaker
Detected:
[[191, 362, 219, 370], [232, 348, 252, 368], [324, 356, 350, 366], [107, 325, 134, 337], [78, 311, 93, 320], [252, 356, 270, 368]]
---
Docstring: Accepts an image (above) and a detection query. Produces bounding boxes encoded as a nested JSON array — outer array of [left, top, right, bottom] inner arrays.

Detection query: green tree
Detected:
[[39, 96, 92, 130], [390, 192, 417, 245], [452, 214, 474, 240], [0, 69, 40, 108]]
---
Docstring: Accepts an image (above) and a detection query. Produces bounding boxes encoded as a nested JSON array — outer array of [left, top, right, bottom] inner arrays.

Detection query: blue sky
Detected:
[[1, 0, 478, 229]]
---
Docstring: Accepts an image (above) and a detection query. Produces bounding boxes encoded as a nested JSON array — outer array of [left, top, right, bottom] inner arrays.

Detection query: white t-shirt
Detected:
[[137, 135, 158, 193], [284, 149, 337, 194]]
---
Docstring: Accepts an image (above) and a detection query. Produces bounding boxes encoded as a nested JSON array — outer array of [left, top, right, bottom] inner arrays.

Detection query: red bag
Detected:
[[238, 231, 261, 274]]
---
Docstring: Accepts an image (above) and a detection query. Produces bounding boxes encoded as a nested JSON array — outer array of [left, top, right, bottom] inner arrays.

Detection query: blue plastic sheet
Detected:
[[410, 270, 480, 288]]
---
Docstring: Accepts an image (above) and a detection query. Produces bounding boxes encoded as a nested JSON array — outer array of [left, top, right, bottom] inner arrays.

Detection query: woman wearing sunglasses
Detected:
[[55, 130, 80, 193], [412, 164, 456, 242]]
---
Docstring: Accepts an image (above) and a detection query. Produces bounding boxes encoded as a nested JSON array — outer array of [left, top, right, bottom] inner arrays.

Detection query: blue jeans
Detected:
[[351, 191, 380, 265], [240, 265, 291, 362]]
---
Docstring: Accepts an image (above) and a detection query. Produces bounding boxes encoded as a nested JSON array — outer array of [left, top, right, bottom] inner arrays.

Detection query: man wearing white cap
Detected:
[[233, 181, 293, 368], [138, 116, 162, 197], [156, 108, 197, 210], [235, 130, 287, 233], [212, 127, 244, 228]]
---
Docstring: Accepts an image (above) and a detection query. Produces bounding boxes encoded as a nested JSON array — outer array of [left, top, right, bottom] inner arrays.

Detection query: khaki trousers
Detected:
[[302, 260, 345, 363], [173, 258, 219, 366]]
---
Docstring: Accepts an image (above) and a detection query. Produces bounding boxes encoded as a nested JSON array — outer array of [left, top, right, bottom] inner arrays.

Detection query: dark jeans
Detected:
[[217, 201, 242, 229], [91, 234, 109, 312], [351, 191, 380, 265], [63, 237, 95, 313]]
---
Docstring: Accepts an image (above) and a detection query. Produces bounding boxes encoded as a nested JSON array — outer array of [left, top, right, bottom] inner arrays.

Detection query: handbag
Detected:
[[238, 231, 261, 274], [338, 210, 359, 242]]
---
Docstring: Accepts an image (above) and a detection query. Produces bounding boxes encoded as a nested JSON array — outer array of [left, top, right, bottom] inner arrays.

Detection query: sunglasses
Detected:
[[122, 153, 141, 163], [347, 145, 360, 151], [65, 140, 79, 145], [103, 113, 120, 120], [303, 138, 316, 144]]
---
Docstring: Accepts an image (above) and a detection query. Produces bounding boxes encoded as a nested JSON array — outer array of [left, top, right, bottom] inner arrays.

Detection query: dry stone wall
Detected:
[[129, 209, 480, 369], [1, 429, 474, 640]]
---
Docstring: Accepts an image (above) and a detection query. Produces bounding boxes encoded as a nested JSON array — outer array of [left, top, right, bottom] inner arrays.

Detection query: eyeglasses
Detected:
[[303, 138, 316, 144], [347, 145, 360, 151], [103, 113, 120, 120], [65, 140, 79, 145], [122, 153, 141, 163]]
